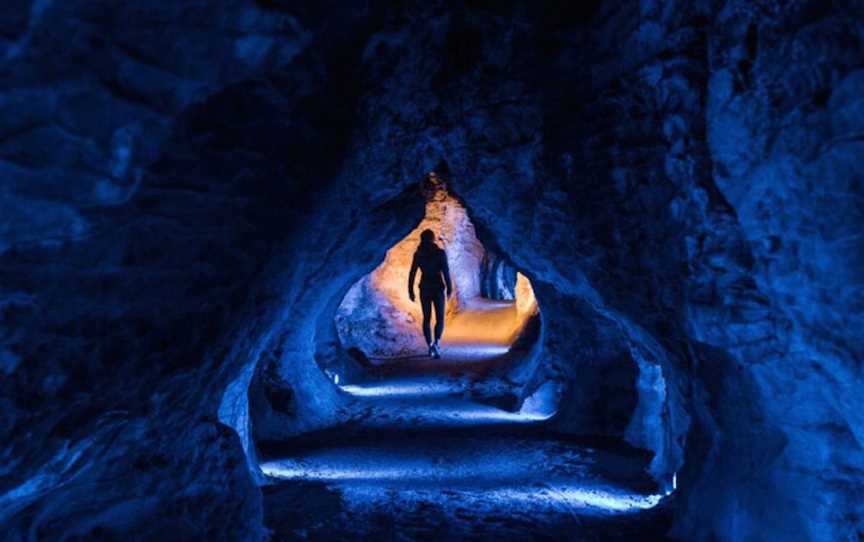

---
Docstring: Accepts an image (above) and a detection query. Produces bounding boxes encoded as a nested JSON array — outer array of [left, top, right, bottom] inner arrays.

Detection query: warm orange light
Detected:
[[379, 195, 533, 335], [337, 183, 538, 357]]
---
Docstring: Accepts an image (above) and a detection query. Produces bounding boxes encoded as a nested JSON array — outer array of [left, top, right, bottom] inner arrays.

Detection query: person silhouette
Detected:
[[408, 229, 453, 359]]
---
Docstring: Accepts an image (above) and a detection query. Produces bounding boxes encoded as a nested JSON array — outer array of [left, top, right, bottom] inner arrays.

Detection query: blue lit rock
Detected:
[[0, 1, 861, 540]]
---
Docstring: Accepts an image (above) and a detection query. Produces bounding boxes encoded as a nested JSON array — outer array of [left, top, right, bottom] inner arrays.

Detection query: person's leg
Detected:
[[419, 289, 433, 346], [432, 288, 445, 344]]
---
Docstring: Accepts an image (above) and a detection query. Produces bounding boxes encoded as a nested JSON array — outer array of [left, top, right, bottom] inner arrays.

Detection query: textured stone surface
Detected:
[[0, 0, 861, 540]]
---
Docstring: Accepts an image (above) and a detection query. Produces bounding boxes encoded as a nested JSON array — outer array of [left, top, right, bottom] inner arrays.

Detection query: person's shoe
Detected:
[[431, 343, 441, 359], [428, 345, 435, 358]]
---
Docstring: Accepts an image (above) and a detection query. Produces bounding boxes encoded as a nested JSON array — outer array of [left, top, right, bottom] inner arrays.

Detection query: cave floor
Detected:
[[335, 358, 550, 429], [260, 428, 671, 541], [261, 377, 668, 540], [342, 298, 536, 416], [366, 298, 525, 371], [260, 301, 671, 540]]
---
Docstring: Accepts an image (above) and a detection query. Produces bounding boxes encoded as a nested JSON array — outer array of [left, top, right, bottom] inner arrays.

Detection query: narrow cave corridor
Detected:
[[331, 175, 542, 399], [250, 177, 673, 539], [2, 1, 863, 541]]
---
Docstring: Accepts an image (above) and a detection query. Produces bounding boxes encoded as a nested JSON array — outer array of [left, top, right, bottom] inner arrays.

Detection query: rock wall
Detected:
[[571, 1, 864, 540], [686, 2, 864, 539], [0, 2, 375, 538]]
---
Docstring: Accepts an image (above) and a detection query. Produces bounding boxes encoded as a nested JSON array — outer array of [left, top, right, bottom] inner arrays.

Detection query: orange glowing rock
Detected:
[[336, 183, 538, 359]]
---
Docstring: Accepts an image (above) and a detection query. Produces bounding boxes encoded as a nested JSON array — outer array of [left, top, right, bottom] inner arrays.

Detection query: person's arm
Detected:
[[441, 250, 453, 298], [408, 252, 418, 302]]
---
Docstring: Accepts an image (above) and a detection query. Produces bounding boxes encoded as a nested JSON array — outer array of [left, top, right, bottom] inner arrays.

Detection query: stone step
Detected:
[[332, 378, 558, 432], [260, 434, 670, 540]]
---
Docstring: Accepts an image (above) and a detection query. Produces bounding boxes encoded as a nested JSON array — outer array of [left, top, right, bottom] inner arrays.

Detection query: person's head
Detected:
[[420, 229, 436, 246]]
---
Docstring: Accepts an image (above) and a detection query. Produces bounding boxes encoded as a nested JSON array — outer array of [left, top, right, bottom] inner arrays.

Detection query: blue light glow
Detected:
[[260, 459, 665, 514], [339, 379, 468, 398]]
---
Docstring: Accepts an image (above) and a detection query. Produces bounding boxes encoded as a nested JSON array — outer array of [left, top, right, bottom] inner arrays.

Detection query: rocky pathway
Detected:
[[260, 300, 671, 540]]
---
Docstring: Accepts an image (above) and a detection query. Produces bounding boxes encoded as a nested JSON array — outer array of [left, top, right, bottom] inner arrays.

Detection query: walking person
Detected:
[[408, 229, 453, 358]]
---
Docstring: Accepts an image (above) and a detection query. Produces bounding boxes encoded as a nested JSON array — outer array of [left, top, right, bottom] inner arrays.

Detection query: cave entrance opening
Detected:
[[329, 173, 544, 406]]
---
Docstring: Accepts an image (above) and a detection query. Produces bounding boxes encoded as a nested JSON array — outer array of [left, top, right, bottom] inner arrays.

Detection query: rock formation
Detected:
[[0, 1, 861, 540]]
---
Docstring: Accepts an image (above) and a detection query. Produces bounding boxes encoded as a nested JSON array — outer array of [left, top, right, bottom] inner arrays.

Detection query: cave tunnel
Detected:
[[247, 168, 673, 539], [330, 173, 544, 395], [2, 1, 863, 541]]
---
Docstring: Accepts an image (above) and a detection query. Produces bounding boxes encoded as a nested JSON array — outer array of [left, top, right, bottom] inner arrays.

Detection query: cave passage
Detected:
[[317, 178, 554, 425], [336, 177, 539, 359], [331, 177, 541, 406], [255, 178, 672, 539], [5, 0, 862, 539]]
